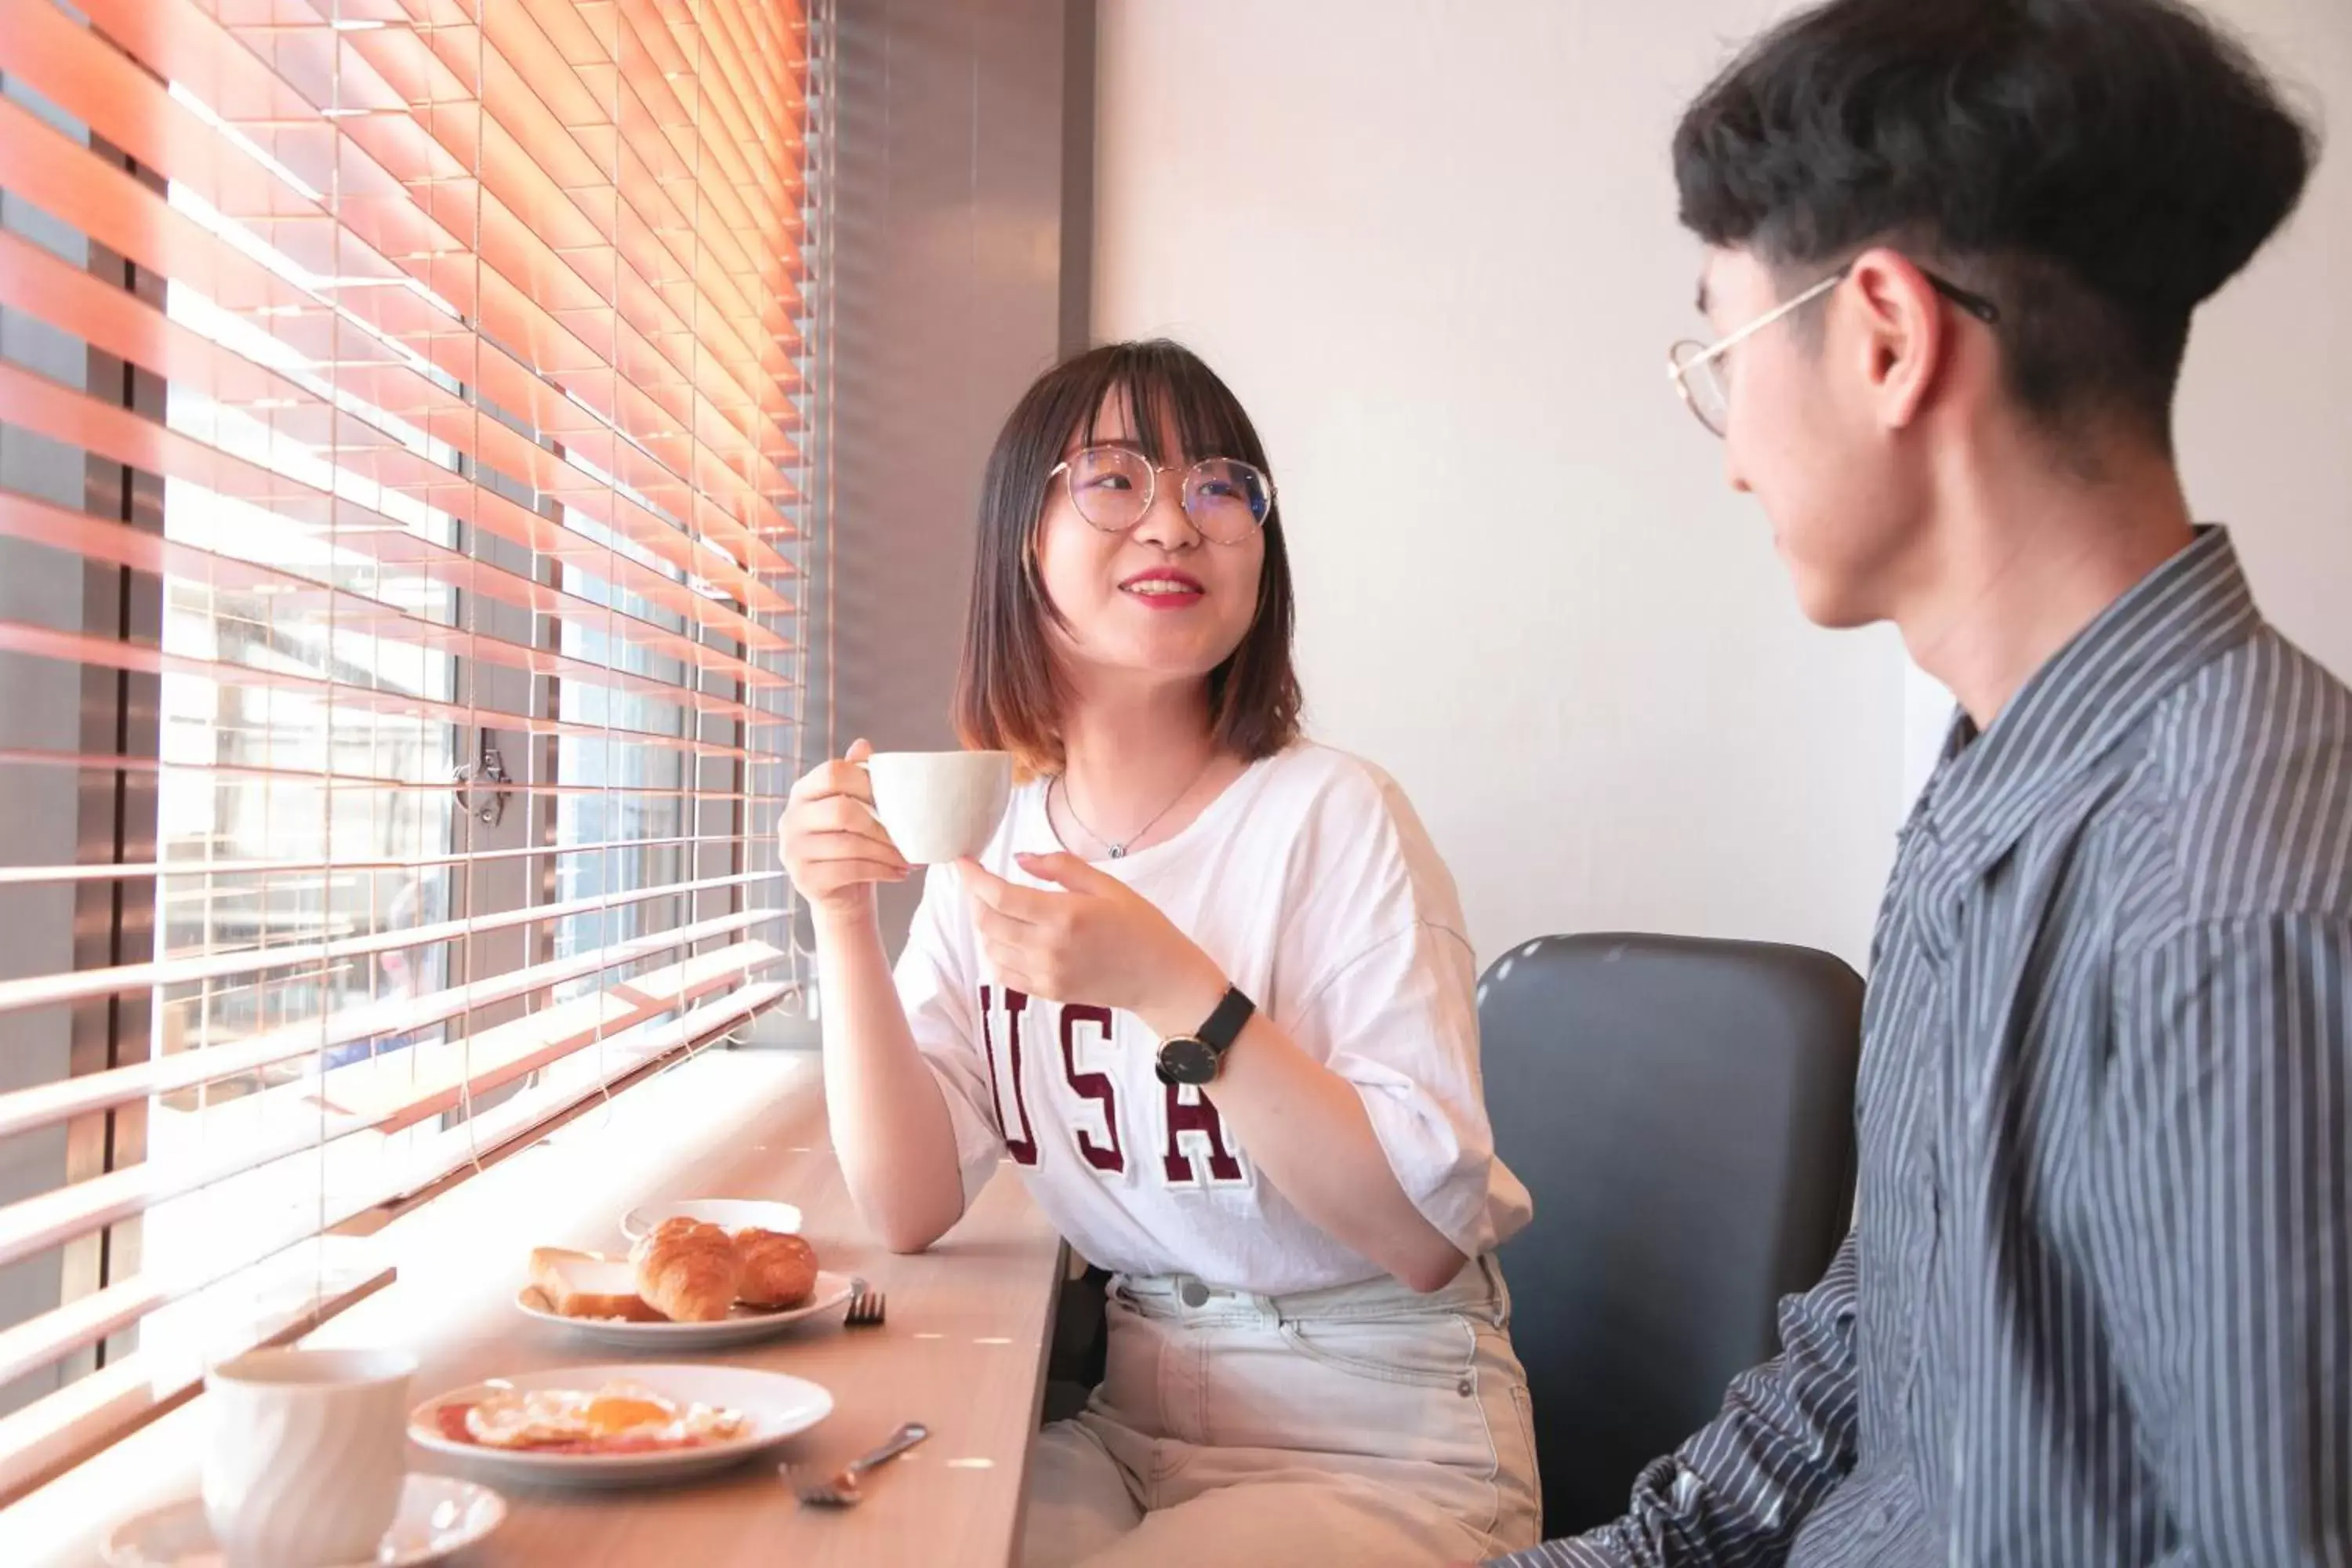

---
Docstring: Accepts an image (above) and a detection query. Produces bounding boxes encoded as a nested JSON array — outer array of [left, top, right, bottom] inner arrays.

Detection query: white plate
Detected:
[[515, 1269, 856, 1349], [102, 1474, 504, 1566], [619, 1197, 803, 1242], [407, 1363, 832, 1489]]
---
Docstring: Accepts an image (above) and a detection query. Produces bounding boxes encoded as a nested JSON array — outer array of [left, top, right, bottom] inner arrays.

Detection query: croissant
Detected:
[[630, 1217, 739, 1322], [733, 1229, 818, 1309]]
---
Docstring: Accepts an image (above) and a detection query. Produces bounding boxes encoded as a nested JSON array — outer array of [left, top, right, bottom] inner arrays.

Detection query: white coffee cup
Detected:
[[201, 1346, 416, 1568], [863, 750, 1014, 864]]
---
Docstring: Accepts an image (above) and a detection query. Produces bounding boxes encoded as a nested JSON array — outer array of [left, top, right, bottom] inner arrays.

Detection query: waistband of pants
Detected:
[[1107, 1253, 1508, 1329]]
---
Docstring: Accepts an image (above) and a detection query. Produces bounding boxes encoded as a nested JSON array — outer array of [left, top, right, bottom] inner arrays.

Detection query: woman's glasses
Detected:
[[1048, 446, 1276, 545]]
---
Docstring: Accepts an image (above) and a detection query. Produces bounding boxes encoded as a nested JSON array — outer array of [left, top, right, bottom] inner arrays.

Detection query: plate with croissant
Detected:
[[520, 1218, 855, 1349], [619, 1198, 802, 1243]]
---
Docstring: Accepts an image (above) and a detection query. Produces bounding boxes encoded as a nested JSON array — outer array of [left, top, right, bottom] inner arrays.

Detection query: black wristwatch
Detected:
[[1154, 986, 1256, 1087]]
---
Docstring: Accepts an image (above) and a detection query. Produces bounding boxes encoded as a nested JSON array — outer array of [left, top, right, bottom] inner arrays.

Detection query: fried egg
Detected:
[[463, 1380, 746, 1450]]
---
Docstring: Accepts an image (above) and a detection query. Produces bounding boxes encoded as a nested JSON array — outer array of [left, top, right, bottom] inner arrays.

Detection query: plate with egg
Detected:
[[519, 1216, 854, 1349], [408, 1363, 833, 1487]]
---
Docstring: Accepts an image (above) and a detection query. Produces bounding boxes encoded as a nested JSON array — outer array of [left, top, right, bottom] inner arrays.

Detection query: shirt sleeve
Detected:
[[1272, 764, 1517, 1257], [1489, 1237, 1865, 1568], [1288, 917, 1501, 1256], [2100, 913, 2352, 1564], [892, 863, 1004, 1207]]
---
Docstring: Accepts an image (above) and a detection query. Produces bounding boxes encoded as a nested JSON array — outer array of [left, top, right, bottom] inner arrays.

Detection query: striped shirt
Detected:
[[1501, 528, 2352, 1567]]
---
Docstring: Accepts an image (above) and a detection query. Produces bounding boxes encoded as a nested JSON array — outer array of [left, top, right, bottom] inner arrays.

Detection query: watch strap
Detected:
[[1196, 985, 1256, 1054]]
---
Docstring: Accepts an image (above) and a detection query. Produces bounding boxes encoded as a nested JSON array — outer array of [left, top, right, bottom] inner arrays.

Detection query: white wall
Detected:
[[2177, 1, 2352, 681], [1095, 0, 1905, 968], [1094, 0, 2350, 974]]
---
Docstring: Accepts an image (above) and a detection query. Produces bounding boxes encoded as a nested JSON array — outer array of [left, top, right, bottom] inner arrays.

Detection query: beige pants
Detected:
[[1019, 1256, 1541, 1568]]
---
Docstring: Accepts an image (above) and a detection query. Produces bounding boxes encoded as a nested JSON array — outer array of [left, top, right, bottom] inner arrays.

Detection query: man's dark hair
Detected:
[[1675, 0, 2319, 449]]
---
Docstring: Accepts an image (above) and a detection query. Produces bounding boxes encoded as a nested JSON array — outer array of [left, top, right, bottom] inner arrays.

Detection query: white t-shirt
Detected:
[[895, 742, 1532, 1296]]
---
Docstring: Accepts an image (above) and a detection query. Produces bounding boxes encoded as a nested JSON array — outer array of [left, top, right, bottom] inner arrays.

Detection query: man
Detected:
[[1501, 1, 2347, 1563]]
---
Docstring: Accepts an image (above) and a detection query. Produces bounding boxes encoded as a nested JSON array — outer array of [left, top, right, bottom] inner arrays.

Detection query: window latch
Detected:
[[452, 731, 513, 827]]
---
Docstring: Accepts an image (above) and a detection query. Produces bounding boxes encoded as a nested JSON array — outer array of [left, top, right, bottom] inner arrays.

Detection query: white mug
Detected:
[[201, 1346, 416, 1568], [863, 750, 1014, 864]]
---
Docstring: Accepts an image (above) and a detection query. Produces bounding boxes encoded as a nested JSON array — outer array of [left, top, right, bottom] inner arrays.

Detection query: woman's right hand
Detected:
[[779, 739, 910, 923]]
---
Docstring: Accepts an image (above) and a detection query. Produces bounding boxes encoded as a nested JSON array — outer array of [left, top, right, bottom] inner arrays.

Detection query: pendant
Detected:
[[1109, 844, 1127, 859]]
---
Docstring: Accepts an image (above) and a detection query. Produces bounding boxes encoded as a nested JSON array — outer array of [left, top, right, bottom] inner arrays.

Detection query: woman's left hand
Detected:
[[960, 853, 1229, 1033]]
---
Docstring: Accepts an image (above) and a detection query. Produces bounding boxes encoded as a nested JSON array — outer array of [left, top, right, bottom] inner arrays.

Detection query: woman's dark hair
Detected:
[[953, 339, 1302, 776], [1674, 0, 2319, 448]]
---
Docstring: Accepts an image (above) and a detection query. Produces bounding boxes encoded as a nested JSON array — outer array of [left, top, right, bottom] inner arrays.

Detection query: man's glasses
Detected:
[[1668, 263, 2001, 437], [1047, 446, 1276, 545]]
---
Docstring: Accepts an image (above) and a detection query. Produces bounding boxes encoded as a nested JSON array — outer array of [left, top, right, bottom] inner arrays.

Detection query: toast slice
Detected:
[[528, 1246, 666, 1322]]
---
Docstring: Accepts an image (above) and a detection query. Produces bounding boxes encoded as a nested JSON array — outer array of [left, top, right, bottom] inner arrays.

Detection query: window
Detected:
[[0, 0, 811, 1497]]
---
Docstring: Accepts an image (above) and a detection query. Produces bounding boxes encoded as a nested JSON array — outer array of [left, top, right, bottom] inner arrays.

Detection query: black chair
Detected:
[[1044, 1259, 1111, 1424], [1480, 932, 1863, 1537]]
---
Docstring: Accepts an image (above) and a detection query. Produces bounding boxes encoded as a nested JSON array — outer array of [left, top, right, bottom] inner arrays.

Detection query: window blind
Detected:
[[0, 0, 810, 1499]]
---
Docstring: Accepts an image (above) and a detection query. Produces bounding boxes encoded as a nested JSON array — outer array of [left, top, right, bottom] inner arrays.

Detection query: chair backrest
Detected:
[[1480, 932, 1863, 1536]]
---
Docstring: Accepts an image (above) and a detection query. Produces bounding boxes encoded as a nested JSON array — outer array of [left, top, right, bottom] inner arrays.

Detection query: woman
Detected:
[[780, 339, 1538, 1566]]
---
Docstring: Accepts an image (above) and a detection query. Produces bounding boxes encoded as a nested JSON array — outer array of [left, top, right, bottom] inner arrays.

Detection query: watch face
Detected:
[[1154, 1034, 1220, 1087]]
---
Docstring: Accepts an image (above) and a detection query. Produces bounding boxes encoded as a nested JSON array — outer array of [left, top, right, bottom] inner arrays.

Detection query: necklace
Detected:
[[1053, 753, 1220, 859]]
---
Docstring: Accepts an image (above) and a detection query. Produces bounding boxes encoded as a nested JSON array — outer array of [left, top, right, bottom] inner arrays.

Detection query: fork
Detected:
[[789, 1421, 930, 1507], [844, 1276, 886, 1327]]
